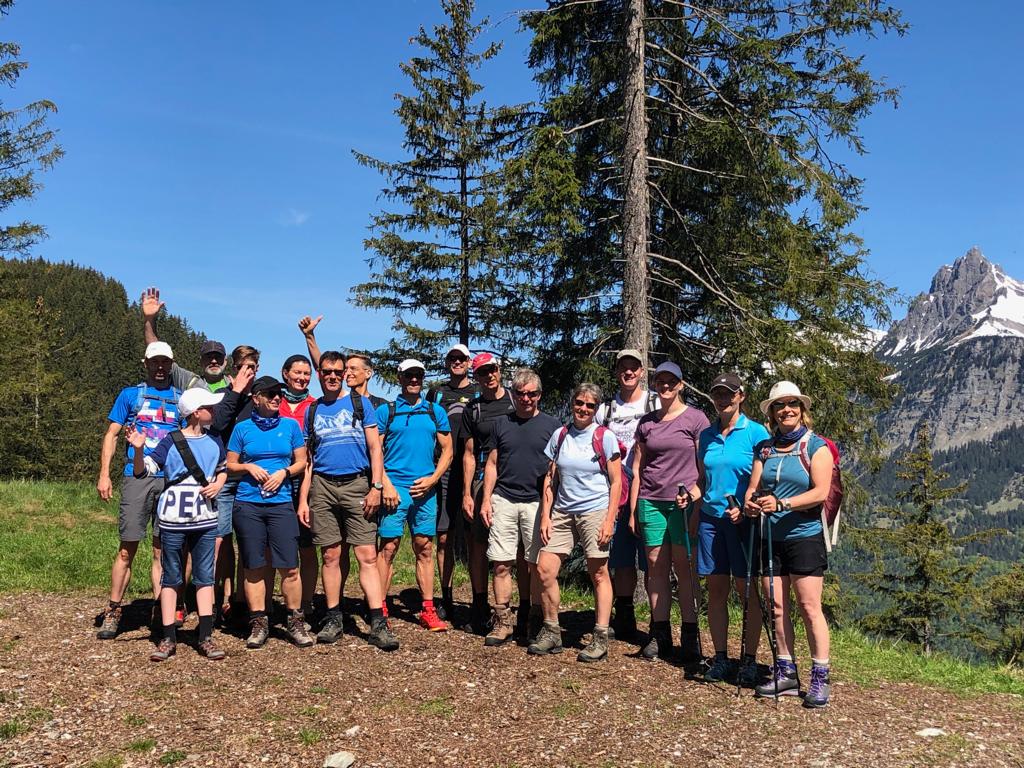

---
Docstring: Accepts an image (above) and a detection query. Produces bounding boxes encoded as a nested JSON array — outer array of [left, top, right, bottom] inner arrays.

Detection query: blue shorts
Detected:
[[233, 500, 299, 570], [160, 527, 217, 588], [608, 515, 648, 572], [378, 486, 437, 539], [215, 479, 240, 537], [697, 513, 751, 578]]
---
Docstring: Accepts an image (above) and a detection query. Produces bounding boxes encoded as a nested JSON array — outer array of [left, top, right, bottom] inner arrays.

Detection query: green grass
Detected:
[[416, 696, 454, 718], [123, 713, 146, 727], [0, 719, 25, 740], [297, 728, 322, 746], [85, 757, 123, 768], [158, 750, 186, 766], [128, 738, 156, 753]]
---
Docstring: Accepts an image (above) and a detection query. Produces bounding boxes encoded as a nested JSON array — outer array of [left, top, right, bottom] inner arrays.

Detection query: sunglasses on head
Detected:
[[513, 389, 540, 399], [772, 399, 802, 410], [573, 399, 597, 411]]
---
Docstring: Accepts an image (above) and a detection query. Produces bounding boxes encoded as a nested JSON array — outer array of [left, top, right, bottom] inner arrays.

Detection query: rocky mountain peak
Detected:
[[877, 247, 1024, 358]]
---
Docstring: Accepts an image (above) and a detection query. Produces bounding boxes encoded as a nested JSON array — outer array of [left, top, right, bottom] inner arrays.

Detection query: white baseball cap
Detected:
[[144, 341, 174, 360], [178, 388, 224, 417], [398, 358, 426, 374], [445, 343, 471, 359]]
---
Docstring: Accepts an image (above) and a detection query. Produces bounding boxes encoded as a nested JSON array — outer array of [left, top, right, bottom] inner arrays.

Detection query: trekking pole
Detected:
[[763, 510, 780, 708], [730, 494, 754, 697], [678, 484, 705, 670]]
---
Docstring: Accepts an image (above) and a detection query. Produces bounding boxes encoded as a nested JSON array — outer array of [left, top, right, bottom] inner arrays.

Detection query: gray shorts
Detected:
[[118, 475, 163, 543], [309, 473, 377, 547]]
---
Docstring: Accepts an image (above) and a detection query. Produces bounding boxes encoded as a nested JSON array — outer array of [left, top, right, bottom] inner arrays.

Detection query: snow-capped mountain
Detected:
[[875, 247, 1024, 453]]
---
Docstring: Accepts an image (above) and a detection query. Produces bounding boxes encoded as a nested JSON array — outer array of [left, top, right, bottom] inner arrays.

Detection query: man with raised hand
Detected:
[[478, 368, 560, 646], [96, 341, 184, 639], [376, 359, 453, 632], [594, 349, 657, 641], [425, 343, 477, 620], [141, 287, 231, 393], [297, 315, 387, 406], [297, 350, 396, 650], [460, 353, 515, 635]]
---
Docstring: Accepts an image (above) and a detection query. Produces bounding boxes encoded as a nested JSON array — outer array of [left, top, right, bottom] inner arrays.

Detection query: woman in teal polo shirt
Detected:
[[696, 373, 769, 685]]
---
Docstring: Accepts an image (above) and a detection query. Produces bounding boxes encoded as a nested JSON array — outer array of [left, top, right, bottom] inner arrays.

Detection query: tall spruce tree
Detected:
[[0, 0, 62, 255], [855, 424, 992, 655], [523, 0, 904, 450], [352, 0, 532, 371]]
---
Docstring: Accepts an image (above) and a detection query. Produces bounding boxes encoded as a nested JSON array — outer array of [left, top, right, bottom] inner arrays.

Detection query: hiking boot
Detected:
[[755, 660, 800, 698], [246, 616, 270, 649], [680, 622, 702, 664], [577, 627, 609, 663], [316, 613, 345, 644], [803, 665, 831, 708], [611, 602, 637, 641], [97, 605, 121, 640], [527, 623, 563, 655], [149, 637, 176, 662], [287, 612, 315, 647], [367, 616, 400, 652], [418, 606, 448, 632], [703, 654, 733, 683], [737, 657, 759, 688], [484, 607, 514, 647], [197, 638, 226, 660], [640, 621, 673, 661], [467, 603, 490, 636]]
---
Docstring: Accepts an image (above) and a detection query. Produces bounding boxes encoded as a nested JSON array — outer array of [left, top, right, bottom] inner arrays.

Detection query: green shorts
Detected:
[[637, 498, 692, 548]]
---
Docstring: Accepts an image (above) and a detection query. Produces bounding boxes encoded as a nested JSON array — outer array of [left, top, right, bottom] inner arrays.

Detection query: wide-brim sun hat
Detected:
[[760, 380, 812, 415]]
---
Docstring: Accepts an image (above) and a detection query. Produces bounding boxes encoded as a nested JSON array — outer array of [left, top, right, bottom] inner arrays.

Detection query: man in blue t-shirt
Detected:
[[96, 341, 184, 640], [376, 359, 452, 632], [296, 350, 395, 651]]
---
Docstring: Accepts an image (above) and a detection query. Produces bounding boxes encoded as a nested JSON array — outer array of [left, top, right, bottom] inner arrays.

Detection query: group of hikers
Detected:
[[95, 287, 837, 708]]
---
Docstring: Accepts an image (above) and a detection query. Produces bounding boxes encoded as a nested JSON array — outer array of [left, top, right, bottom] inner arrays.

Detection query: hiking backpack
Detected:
[[796, 432, 844, 552], [553, 425, 630, 508], [380, 400, 440, 448], [600, 391, 658, 426]]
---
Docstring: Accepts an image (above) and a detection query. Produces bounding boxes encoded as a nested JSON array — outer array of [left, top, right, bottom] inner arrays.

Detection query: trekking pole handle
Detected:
[[726, 494, 739, 510], [677, 484, 692, 509]]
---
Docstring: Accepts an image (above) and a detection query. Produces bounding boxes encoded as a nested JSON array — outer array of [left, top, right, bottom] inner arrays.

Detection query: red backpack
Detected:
[[554, 425, 629, 508], [796, 433, 844, 551]]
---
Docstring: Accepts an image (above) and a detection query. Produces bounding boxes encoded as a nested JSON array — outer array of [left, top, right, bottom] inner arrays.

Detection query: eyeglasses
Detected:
[[513, 389, 540, 399], [321, 368, 344, 378], [772, 399, 802, 411], [573, 399, 598, 411]]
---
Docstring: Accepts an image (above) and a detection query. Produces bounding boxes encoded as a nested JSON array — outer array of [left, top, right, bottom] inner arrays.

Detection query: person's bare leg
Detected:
[[413, 534, 434, 602], [321, 544, 343, 610], [536, 551, 563, 623], [354, 544, 383, 610], [279, 567, 301, 611], [243, 568, 267, 613], [109, 541, 139, 603]]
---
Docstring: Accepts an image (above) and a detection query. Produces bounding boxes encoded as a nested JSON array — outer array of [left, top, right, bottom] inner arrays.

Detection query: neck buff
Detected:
[[251, 410, 281, 431], [282, 388, 308, 404], [773, 424, 808, 447]]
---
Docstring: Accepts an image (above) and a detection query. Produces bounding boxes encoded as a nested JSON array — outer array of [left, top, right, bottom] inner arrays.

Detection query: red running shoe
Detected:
[[418, 605, 448, 632]]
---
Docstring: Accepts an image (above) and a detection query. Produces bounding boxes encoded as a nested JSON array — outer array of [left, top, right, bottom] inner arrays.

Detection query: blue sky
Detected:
[[5, 1, 1022, 394]]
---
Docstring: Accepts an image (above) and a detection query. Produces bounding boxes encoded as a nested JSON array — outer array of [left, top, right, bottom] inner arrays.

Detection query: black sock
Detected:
[[108, 600, 120, 610], [326, 605, 342, 618], [615, 596, 634, 609], [249, 609, 267, 622], [442, 587, 453, 604], [715, 650, 727, 661], [518, 599, 530, 611], [198, 615, 214, 642], [743, 654, 756, 664], [162, 623, 176, 643], [369, 608, 384, 622]]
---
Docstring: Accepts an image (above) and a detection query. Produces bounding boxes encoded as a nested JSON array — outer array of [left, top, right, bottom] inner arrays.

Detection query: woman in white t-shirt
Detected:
[[529, 383, 622, 663]]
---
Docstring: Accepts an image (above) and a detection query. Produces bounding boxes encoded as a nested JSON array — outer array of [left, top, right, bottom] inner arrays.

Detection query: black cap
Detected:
[[710, 372, 744, 393], [251, 376, 284, 395], [200, 340, 226, 356]]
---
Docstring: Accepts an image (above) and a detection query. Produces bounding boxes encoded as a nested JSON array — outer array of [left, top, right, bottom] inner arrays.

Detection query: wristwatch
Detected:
[[780, 498, 792, 511], [372, 482, 384, 491]]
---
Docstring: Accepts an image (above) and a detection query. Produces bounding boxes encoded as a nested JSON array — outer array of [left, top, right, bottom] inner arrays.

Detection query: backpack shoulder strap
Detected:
[[168, 431, 209, 488], [426, 401, 439, 430], [592, 425, 610, 474], [186, 374, 200, 390], [553, 425, 570, 460], [645, 391, 658, 413], [382, 401, 397, 440], [306, 398, 322, 451], [797, 432, 814, 474], [350, 392, 364, 427], [426, 388, 439, 405], [602, 398, 615, 426]]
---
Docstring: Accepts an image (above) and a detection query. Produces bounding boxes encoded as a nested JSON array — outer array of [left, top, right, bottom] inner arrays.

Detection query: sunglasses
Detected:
[[772, 399, 802, 410], [513, 389, 540, 399], [573, 399, 598, 411], [321, 368, 344, 378], [474, 366, 498, 376], [258, 391, 283, 400], [446, 355, 469, 364]]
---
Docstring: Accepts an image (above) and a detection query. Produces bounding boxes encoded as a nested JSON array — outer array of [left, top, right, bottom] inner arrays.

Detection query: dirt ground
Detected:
[[1, 591, 1022, 768]]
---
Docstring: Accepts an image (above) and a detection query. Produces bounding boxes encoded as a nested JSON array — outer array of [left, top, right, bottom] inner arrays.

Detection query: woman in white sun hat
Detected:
[[743, 380, 834, 708]]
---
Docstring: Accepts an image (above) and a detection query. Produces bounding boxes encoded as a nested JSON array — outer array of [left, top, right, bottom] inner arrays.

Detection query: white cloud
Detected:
[[281, 208, 311, 227]]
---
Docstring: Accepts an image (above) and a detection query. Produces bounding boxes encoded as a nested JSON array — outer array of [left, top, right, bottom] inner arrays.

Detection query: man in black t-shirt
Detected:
[[479, 368, 559, 646], [460, 352, 515, 634], [425, 343, 477, 619]]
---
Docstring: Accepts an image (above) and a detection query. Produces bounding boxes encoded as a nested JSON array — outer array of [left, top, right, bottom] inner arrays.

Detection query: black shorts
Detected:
[[760, 534, 827, 577], [290, 478, 314, 548], [233, 500, 299, 570], [435, 468, 464, 535], [465, 478, 489, 544]]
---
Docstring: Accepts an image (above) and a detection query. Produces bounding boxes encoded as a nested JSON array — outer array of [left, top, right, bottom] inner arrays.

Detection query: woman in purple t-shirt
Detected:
[[628, 362, 710, 663]]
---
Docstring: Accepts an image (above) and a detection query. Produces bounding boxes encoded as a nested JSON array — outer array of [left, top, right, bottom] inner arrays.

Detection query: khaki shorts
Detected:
[[309, 473, 377, 547], [542, 508, 610, 560], [486, 493, 542, 564]]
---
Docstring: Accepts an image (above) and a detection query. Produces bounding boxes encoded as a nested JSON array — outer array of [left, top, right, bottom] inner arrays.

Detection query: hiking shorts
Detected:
[[215, 478, 240, 537], [309, 473, 376, 547], [290, 477, 314, 549], [761, 533, 827, 577], [542, 509, 610, 560], [486, 493, 542, 564], [697, 513, 750, 578], [637, 498, 696, 549], [379, 486, 437, 539], [233, 500, 299, 570], [435, 467, 464, 535], [608, 513, 648, 572], [118, 475, 162, 543], [160, 527, 217, 588]]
